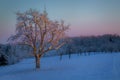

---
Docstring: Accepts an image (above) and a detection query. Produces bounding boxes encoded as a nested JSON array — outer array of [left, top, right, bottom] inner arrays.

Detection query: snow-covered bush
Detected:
[[0, 44, 20, 65]]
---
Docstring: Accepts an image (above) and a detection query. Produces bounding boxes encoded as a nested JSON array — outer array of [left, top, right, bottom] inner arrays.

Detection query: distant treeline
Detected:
[[0, 34, 120, 65], [58, 34, 120, 55]]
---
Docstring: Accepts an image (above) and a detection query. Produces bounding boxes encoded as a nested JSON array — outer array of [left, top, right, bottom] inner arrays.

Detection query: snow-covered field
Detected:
[[0, 53, 120, 80]]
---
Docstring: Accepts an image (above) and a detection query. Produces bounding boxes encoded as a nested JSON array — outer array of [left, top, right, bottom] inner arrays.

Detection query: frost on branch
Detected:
[[8, 9, 69, 68]]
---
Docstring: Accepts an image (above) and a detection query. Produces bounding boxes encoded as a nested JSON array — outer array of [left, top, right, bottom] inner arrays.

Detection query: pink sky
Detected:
[[0, 0, 120, 43]]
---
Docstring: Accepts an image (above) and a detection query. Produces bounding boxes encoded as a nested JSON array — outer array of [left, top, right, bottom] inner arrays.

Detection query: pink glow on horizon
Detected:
[[68, 22, 120, 37]]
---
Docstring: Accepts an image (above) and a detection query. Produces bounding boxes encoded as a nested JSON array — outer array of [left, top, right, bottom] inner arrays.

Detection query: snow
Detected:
[[0, 53, 120, 80]]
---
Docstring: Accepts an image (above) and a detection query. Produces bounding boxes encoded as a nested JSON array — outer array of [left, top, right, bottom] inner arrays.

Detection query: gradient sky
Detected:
[[0, 0, 120, 43]]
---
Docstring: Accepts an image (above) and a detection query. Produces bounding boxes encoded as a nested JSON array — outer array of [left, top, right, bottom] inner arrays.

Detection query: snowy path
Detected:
[[0, 53, 120, 80]]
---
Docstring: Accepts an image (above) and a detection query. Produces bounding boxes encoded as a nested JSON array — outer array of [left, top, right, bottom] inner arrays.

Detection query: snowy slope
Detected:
[[0, 53, 120, 80]]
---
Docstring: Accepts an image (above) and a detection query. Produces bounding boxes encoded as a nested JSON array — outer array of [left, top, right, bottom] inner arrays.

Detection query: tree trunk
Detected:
[[35, 54, 40, 69], [60, 53, 62, 61]]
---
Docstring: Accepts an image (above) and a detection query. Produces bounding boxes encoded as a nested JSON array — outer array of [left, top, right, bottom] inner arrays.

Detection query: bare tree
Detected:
[[8, 9, 69, 69]]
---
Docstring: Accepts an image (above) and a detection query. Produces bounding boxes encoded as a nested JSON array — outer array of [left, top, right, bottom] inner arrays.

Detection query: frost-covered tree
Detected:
[[8, 9, 69, 69]]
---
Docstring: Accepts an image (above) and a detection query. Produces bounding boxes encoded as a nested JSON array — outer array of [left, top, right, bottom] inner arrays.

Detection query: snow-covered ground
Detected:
[[0, 53, 120, 80]]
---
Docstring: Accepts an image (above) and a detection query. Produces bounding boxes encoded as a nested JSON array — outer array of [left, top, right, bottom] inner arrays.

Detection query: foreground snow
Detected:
[[0, 53, 120, 80]]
